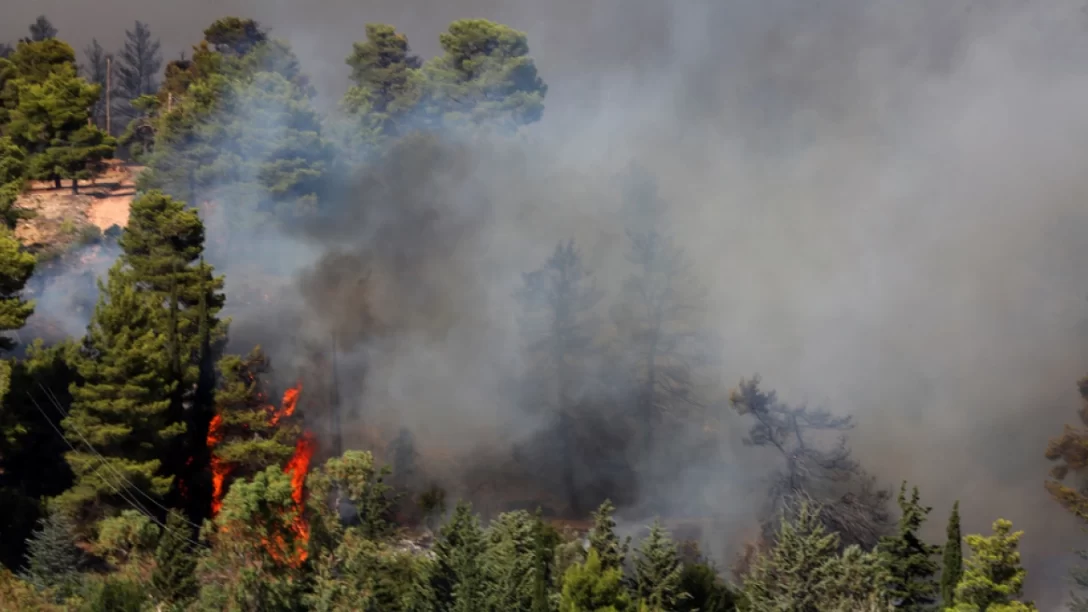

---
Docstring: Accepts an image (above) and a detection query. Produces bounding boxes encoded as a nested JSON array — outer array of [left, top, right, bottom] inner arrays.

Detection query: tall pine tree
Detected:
[[941, 501, 963, 607], [59, 263, 178, 523], [118, 190, 225, 522], [877, 482, 939, 609]]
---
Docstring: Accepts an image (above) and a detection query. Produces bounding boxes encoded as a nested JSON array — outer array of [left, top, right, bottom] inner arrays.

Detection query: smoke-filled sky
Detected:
[[9, 0, 1088, 605]]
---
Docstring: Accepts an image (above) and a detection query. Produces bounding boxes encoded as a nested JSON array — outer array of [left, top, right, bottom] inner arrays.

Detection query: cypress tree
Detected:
[[150, 509, 198, 606], [634, 520, 686, 611], [876, 482, 939, 609], [940, 501, 963, 606], [531, 510, 551, 612]]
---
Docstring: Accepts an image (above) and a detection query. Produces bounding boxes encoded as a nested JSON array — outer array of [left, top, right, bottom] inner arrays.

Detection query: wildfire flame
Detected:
[[207, 382, 314, 567], [207, 383, 304, 517]]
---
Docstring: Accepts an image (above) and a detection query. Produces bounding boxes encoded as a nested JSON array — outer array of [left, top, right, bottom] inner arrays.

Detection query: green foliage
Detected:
[[876, 482, 939, 608], [676, 560, 737, 612], [197, 466, 309, 611], [20, 507, 84, 598], [0, 226, 35, 349], [942, 501, 964, 606], [589, 500, 629, 573], [150, 509, 198, 607], [342, 24, 423, 147], [423, 19, 547, 129], [485, 510, 539, 611], [431, 501, 489, 611], [210, 348, 298, 477], [742, 502, 889, 611], [6, 62, 115, 192], [77, 573, 148, 612], [94, 509, 160, 565], [947, 519, 1036, 611], [633, 520, 686, 611], [0, 136, 32, 229], [308, 449, 396, 542], [58, 264, 179, 522], [0, 566, 64, 609], [139, 19, 332, 229], [559, 548, 633, 612], [308, 528, 434, 612]]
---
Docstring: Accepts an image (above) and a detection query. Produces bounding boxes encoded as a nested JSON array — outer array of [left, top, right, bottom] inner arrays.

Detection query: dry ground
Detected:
[[14, 160, 137, 254]]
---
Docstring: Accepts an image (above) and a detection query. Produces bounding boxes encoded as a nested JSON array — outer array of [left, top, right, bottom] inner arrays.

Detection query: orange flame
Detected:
[[269, 384, 301, 427], [278, 431, 316, 564], [207, 381, 314, 567]]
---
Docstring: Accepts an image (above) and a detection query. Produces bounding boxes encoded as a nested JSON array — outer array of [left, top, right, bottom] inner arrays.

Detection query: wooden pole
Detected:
[[105, 56, 112, 135]]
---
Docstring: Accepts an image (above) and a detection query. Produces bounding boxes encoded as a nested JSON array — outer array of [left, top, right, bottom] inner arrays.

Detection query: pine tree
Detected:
[[612, 167, 714, 458], [150, 509, 198, 606], [27, 17, 57, 42], [589, 500, 629, 572], [634, 520, 686, 611], [7, 62, 115, 193], [342, 23, 423, 147], [431, 501, 488, 612], [0, 137, 30, 229], [422, 19, 547, 129], [58, 263, 179, 522], [81, 39, 111, 129], [1045, 375, 1088, 519], [516, 240, 603, 516], [941, 501, 963, 606], [20, 508, 82, 597], [207, 348, 299, 500], [0, 224, 35, 348], [948, 519, 1036, 611], [118, 190, 225, 521], [877, 482, 939, 609], [559, 549, 633, 612], [742, 502, 889, 610], [114, 21, 162, 122]]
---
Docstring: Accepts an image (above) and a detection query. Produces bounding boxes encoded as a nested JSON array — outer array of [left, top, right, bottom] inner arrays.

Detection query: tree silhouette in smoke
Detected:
[[515, 240, 603, 517], [729, 375, 891, 550]]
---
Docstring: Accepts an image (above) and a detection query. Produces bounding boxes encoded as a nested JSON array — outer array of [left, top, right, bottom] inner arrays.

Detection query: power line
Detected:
[[33, 380, 204, 535], [25, 389, 202, 550]]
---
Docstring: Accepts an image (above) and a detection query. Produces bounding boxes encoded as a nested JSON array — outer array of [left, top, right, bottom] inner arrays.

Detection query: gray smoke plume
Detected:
[[9, 0, 1088, 604]]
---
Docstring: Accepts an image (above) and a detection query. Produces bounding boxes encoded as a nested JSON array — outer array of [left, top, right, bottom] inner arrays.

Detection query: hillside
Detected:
[[13, 159, 136, 257]]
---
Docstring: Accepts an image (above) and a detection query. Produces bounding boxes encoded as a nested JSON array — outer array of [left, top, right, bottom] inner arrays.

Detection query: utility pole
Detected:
[[105, 55, 112, 135]]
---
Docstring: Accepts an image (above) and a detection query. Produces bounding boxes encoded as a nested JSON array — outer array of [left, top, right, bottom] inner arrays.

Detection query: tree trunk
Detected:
[[71, 179, 79, 195], [53, 176, 61, 189]]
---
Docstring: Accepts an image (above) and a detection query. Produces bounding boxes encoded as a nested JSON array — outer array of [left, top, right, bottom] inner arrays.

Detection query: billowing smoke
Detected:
[[10, 0, 1088, 604]]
